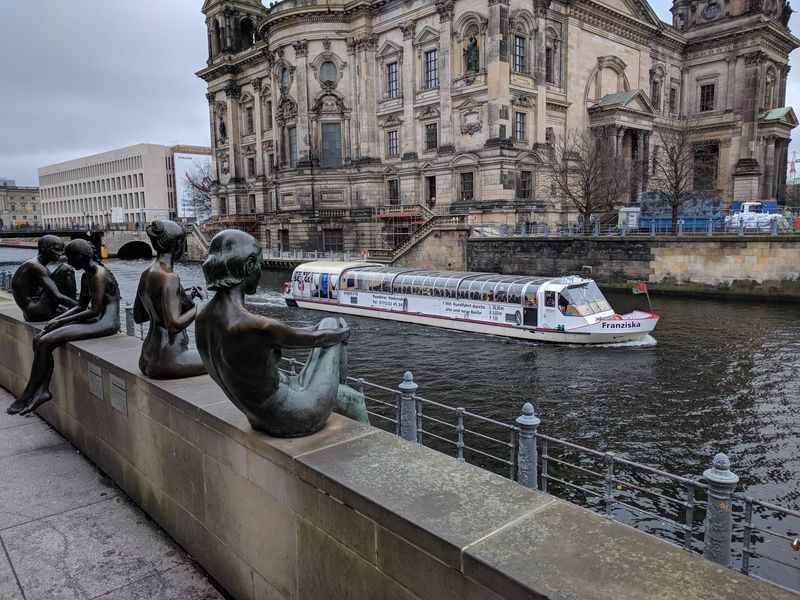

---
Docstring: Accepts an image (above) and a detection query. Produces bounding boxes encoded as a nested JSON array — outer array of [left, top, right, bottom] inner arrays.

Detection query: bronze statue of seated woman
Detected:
[[8, 239, 121, 415], [133, 220, 206, 379], [195, 229, 366, 438], [12, 235, 78, 321]]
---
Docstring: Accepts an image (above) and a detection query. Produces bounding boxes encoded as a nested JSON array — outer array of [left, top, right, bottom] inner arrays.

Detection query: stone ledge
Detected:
[[0, 307, 794, 600]]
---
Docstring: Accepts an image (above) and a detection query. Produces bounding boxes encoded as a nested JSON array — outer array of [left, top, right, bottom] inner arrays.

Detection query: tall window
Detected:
[[320, 122, 342, 168], [519, 171, 532, 200], [247, 156, 256, 178], [545, 47, 554, 84], [424, 49, 439, 89], [286, 126, 298, 167], [426, 176, 436, 207], [281, 68, 290, 91], [387, 179, 400, 204], [669, 87, 678, 113], [650, 80, 661, 112], [514, 112, 526, 142], [387, 130, 400, 158], [425, 123, 438, 151], [387, 62, 399, 98], [323, 229, 344, 252], [245, 106, 255, 134], [219, 196, 227, 215], [513, 36, 526, 73], [248, 194, 256, 213], [700, 84, 715, 112], [319, 62, 337, 84], [460, 172, 474, 201]]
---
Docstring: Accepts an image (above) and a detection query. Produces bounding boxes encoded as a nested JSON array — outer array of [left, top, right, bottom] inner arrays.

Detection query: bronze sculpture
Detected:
[[11, 235, 78, 321], [133, 220, 207, 379], [51, 254, 77, 302], [8, 239, 121, 415], [195, 229, 366, 437]]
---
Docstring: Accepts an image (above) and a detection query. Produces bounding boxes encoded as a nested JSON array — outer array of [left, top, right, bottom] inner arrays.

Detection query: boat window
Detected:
[[380, 273, 394, 293], [412, 275, 427, 295], [559, 282, 612, 316], [369, 273, 384, 291], [524, 288, 538, 306], [545, 290, 556, 308], [495, 282, 510, 303], [432, 277, 445, 297], [508, 283, 523, 305], [483, 281, 497, 302], [358, 271, 372, 291], [398, 274, 413, 294], [469, 280, 484, 300], [445, 279, 460, 298], [342, 274, 356, 290]]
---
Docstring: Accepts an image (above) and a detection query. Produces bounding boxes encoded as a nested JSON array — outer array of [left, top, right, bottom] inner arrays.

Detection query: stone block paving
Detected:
[[0, 388, 226, 600]]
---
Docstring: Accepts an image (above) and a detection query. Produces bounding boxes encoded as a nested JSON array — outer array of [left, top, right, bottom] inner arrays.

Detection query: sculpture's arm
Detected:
[[39, 274, 78, 309], [160, 277, 196, 334], [133, 277, 148, 324], [40, 266, 109, 333], [255, 317, 349, 349]]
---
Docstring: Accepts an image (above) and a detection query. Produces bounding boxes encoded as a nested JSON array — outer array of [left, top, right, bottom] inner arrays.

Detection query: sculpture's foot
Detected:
[[19, 392, 52, 416], [6, 396, 30, 415]]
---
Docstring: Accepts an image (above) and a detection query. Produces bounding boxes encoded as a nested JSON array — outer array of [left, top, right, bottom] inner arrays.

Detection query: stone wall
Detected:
[[393, 225, 470, 270], [468, 236, 800, 299], [0, 303, 794, 600]]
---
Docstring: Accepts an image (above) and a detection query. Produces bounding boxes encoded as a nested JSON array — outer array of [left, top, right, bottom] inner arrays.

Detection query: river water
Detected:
[[2, 247, 799, 580]]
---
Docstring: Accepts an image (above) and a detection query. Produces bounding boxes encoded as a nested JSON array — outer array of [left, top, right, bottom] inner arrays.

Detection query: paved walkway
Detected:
[[0, 388, 226, 600]]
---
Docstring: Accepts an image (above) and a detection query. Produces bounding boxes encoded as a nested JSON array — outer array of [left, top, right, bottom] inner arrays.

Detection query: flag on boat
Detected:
[[631, 282, 648, 295]]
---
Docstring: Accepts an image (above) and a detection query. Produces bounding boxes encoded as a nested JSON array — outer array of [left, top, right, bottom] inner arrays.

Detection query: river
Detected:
[[2, 247, 799, 580]]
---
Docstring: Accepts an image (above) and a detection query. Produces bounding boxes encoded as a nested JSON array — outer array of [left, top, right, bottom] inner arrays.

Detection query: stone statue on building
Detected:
[[134, 220, 207, 379], [780, 0, 793, 25], [218, 116, 227, 143], [11, 235, 78, 322], [9, 239, 120, 415], [195, 229, 368, 437], [464, 36, 479, 73]]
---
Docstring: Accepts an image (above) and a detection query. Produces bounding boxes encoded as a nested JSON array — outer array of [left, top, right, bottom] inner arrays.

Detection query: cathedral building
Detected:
[[197, 0, 798, 253]]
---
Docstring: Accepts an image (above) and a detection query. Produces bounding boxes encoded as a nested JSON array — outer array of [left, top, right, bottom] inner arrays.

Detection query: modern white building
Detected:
[[38, 144, 211, 229]]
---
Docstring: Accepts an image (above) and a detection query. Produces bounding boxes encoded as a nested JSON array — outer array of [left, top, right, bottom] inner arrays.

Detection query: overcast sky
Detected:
[[1, 0, 799, 187]]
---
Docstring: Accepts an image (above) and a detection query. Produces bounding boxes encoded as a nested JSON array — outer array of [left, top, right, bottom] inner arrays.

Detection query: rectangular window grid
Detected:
[[700, 84, 715, 112], [519, 171, 532, 199], [387, 62, 399, 98], [513, 36, 526, 73], [424, 49, 439, 89], [514, 112, 525, 142], [387, 130, 399, 157], [461, 172, 474, 201], [425, 123, 438, 151], [545, 47, 554, 84]]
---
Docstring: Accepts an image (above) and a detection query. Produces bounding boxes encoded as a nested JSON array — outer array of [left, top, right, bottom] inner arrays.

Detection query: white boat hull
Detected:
[[291, 298, 657, 345]]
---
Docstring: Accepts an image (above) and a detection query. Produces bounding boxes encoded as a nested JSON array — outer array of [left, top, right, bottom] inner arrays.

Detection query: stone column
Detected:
[[364, 35, 380, 159], [225, 82, 241, 181], [726, 55, 736, 112], [293, 40, 311, 165], [636, 129, 645, 199], [680, 66, 689, 115], [253, 79, 264, 177], [401, 22, 418, 160], [487, 0, 512, 140], [347, 38, 361, 159], [437, 2, 455, 152], [206, 93, 219, 181], [615, 126, 624, 157], [780, 65, 790, 107], [763, 136, 776, 199], [642, 131, 650, 192], [207, 22, 215, 63]]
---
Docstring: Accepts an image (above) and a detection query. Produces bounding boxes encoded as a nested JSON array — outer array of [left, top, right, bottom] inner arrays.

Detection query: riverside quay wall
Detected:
[[467, 236, 800, 300], [0, 303, 794, 600]]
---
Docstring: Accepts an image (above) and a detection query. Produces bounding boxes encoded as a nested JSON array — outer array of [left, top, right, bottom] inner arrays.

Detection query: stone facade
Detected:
[[197, 0, 799, 253], [38, 144, 211, 230], [0, 180, 40, 230]]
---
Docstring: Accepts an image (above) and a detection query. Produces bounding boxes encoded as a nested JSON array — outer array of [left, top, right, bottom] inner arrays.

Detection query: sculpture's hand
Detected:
[[188, 286, 206, 301]]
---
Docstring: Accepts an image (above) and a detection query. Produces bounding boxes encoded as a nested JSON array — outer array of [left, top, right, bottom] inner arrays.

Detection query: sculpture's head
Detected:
[[203, 229, 262, 294], [38, 235, 65, 264], [146, 219, 187, 261], [64, 239, 95, 271]]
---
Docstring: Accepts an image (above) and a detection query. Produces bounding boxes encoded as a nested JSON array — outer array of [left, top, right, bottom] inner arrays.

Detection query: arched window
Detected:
[[281, 68, 290, 91], [545, 28, 562, 87], [239, 19, 256, 50], [320, 61, 337, 84]]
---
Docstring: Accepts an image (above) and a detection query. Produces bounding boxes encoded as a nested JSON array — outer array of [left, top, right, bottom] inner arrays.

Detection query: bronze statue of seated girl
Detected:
[[195, 229, 364, 437], [134, 220, 206, 379]]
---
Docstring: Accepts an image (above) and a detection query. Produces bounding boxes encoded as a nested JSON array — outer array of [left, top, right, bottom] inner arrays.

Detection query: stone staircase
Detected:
[[368, 213, 467, 264]]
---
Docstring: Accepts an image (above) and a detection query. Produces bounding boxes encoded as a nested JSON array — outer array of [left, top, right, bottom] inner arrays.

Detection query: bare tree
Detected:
[[653, 120, 695, 234], [183, 161, 214, 222], [545, 129, 628, 234]]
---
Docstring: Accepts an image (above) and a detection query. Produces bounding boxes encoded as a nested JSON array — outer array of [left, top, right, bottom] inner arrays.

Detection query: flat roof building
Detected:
[[0, 180, 40, 231], [38, 144, 211, 229]]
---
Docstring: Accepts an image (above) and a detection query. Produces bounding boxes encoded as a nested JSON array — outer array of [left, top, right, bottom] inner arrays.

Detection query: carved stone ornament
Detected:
[[457, 98, 483, 136], [312, 92, 347, 115], [293, 40, 308, 57], [276, 94, 298, 125], [436, 0, 455, 21], [253, 79, 262, 92], [225, 82, 241, 99], [401, 21, 417, 40]]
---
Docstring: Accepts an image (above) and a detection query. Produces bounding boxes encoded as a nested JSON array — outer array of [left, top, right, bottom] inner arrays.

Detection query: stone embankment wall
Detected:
[[0, 302, 793, 600], [468, 236, 800, 300], [393, 226, 470, 270]]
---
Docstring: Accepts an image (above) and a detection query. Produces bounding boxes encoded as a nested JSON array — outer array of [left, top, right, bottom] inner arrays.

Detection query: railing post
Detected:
[[515, 402, 541, 489], [677, 220, 684, 237], [125, 305, 135, 336], [771, 219, 778, 236], [707, 219, 713, 237], [702, 452, 739, 567], [650, 221, 656, 237], [456, 407, 465, 462], [398, 371, 418, 443]]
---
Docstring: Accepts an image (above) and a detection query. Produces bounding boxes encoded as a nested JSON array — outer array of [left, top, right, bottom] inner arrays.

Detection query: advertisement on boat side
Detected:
[[350, 292, 522, 325]]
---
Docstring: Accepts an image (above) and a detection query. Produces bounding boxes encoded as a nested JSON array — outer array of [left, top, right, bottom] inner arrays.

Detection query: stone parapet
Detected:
[[0, 305, 794, 600]]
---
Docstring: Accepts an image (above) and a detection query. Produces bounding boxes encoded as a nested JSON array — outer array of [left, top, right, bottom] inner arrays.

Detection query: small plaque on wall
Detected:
[[109, 374, 128, 415], [88, 363, 102, 399]]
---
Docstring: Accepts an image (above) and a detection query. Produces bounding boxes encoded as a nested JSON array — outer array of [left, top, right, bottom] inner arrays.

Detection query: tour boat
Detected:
[[283, 261, 659, 344]]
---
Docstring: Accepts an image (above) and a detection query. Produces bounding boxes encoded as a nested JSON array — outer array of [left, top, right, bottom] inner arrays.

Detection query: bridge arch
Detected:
[[116, 241, 153, 260]]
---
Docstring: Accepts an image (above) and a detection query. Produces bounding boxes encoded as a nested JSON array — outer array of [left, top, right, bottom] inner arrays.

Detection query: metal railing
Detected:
[[0, 271, 12, 291], [471, 218, 800, 240], [262, 249, 366, 262], [275, 357, 800, 593]]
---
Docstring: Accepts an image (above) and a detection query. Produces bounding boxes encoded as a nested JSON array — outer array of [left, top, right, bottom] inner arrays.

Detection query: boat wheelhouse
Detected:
[[284, 262, 659, 344]]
